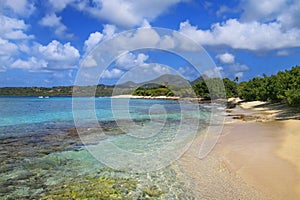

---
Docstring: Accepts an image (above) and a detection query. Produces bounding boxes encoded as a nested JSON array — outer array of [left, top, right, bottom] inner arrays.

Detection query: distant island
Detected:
[[1, 65, 299, 107]]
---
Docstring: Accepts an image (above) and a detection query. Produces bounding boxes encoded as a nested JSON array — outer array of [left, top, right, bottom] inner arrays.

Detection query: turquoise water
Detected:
[[0, 96, 212, 199]]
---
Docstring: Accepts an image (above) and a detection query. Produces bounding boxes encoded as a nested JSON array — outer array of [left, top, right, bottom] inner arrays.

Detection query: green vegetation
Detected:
[[192, 77, 237, 99], [238, 66, 300, 106], [132, 84, 174, 97], [192, 65, 300, 106], [1, 65, 300, 106], [0, 84, 114, 97]]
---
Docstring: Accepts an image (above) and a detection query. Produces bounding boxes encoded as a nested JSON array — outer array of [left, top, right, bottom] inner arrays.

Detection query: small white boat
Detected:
[[38, 96, 44, 99], [45, 96, 49, 98]]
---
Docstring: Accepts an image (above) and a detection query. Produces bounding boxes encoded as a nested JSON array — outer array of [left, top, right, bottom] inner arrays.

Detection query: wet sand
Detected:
[[175, 101, 300, 199]]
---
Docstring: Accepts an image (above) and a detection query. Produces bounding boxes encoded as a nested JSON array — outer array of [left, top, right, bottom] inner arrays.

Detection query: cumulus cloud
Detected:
[[37, 40, 80, 67], [233, 0, 300, 30], [203, 66, 223, 78], [83, 24, 116, 53], [214, 51, 249, 79], [216, 52, 235, 64], [101, 68, 124, 79], [0, 15, 34, 40], [0, 38, 19, 72], [228, 63, 249, 72], [100, 52, 150, 79], [39, 13, 73, 38], [11, 57, 48, 72], [82, 55, 98, 68], [115, 52, 149, 70], [225, 63, 250, 79], [239, 0, 300, 29], [140, 19, 152, 28], [240, 0, 286, 22], [98, 50, 174, 82], [1, 0, 35, 17], [48, 0, 76, 12], [0, 38, 18, 55], [277, 1, 300, 29], [84, 32, 104, 52], [41, 0, 185, 35], [102, 24, 117, 38], [72, 0, 184, 28], [10, 40, 80, 72], [83, 26, 161, 59], [115, 63, 174, 83], [179, 19, 300, 51]]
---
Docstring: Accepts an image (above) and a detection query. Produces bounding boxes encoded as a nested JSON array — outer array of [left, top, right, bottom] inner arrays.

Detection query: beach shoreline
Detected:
[[176, 100, 300, 199]]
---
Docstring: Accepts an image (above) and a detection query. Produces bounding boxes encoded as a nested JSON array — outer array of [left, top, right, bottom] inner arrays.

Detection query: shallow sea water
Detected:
[[0, 97, 214, 199]]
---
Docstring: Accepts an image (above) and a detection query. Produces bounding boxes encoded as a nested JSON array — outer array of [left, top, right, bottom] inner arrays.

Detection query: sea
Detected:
[[0, 96, 222, 199]]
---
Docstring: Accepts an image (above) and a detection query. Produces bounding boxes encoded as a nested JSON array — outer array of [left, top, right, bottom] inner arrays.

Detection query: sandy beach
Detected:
[[175, 101, 300, 199], [111, 94, 180, 100]]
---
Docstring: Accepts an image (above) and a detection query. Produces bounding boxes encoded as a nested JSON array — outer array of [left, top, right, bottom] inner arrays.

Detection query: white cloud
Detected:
[[39, 13, 61, 27], [228, 64, 249, 72], [276, 50, 290, 56], [48, 0, 75, 12], [84, 32, 104, 52], [115, 52, 149, 70], [39, 13, 73, 38], [102, 24, 117, 39], [83, 24, 116, 53], [240, 0, 286, 22], [82, 55, 98, 68], [86, 27, 160, 54], [179, 19, 300, 51], [216, 5, 231, 17], [11, 57, 48, 71], [1, 0, 35, 17], [240, 0, 300, 29], [0, 38, 18, 55], [37, 40, 79, 63], [225, 63, 250, 79], [11, 40, 80, 72], [277, 1, 300, 29], [215, 51, 249, 79], [152, 63, 172, 74], [0, 38, 19, 72], [158, 35, 175, 49], [0, 15, 34, 40], [140, 19, 152, 28], [203, 66, 223, 78], [102, 68, 124, 78], [216, 52, 235, 64], [73, 0, 184, 28], [114, 63, 174, 83]]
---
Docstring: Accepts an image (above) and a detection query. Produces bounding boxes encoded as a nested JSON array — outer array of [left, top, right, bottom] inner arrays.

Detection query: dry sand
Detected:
[[175, 101, 300, 199], [277, 120, 300, 197]]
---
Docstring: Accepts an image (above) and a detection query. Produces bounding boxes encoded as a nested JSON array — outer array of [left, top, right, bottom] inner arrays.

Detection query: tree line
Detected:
[[0, 85, 114, 97], [1, 65, 299, 106], [193, 65, 300, 106]]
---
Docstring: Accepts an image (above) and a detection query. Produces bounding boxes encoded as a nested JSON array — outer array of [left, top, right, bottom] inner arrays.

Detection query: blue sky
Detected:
[[0, 0, 299, 87]]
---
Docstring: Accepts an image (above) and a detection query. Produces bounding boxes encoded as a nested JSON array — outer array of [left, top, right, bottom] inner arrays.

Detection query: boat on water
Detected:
[[38, 96, 50, 99]]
